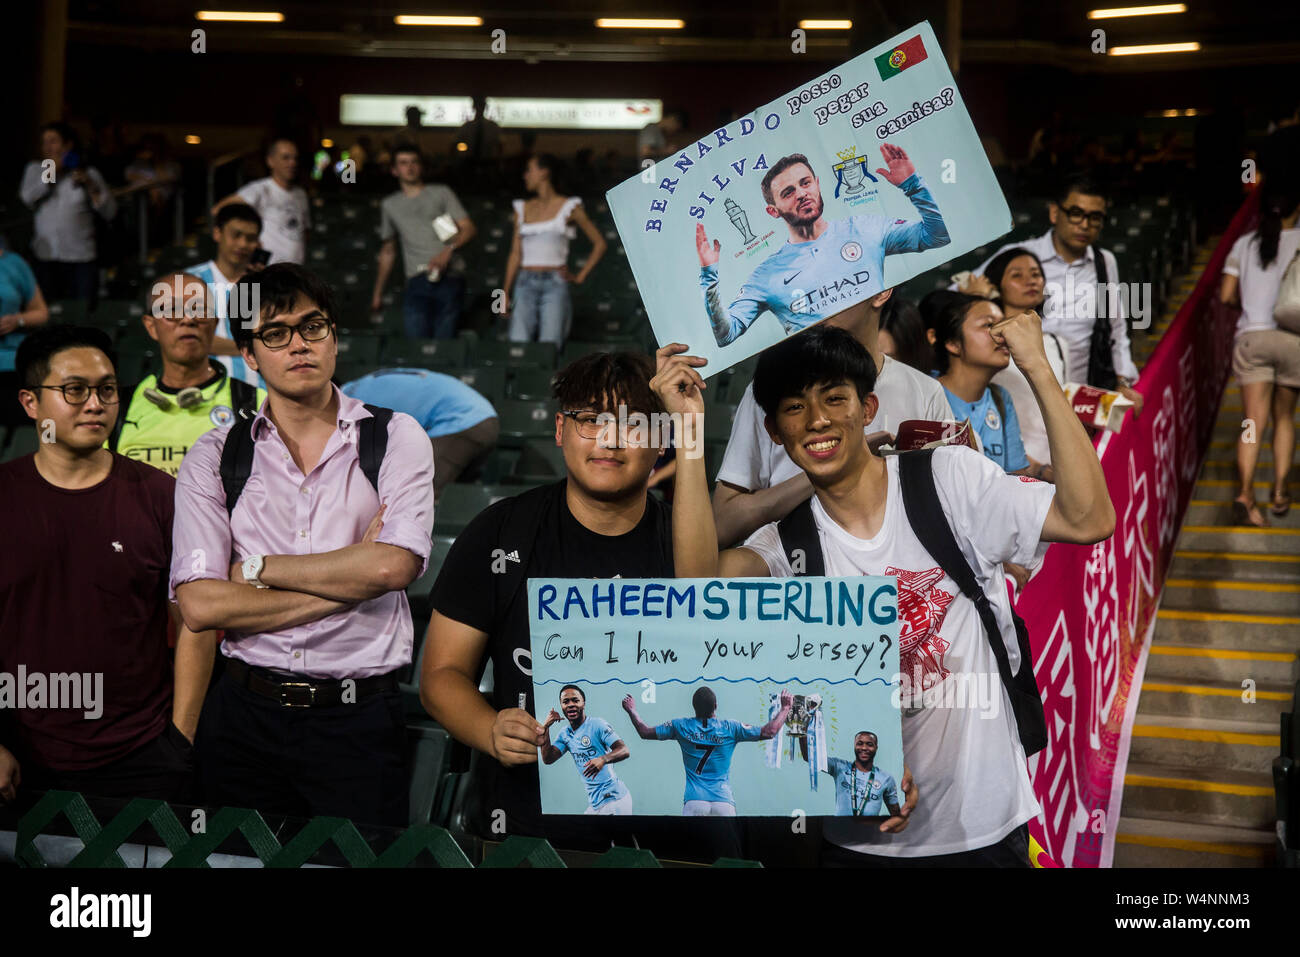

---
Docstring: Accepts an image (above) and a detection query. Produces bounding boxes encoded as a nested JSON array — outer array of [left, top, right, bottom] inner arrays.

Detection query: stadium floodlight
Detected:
[[1087, 4, 1188, 19], [393, 15, 483, 26], [184, 135, 202, 144], [798, 20, 853, 29], [1108, 41, 1201, 55], [195, 10, 285, 22], [595, 18, 686, 29]]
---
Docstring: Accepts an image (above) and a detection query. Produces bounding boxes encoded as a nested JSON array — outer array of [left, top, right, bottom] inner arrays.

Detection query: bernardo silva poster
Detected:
[[606, 20, 1011, 371]]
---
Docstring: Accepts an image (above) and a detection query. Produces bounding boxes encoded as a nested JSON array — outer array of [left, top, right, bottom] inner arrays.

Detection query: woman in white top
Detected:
[[962, 247, 1070, 466], [1220, 182, 1300, 526], [504, 154, 607, 347]]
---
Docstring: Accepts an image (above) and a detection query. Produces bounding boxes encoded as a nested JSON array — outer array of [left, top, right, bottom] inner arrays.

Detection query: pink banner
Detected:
[[1017, 196, 1257, 867]]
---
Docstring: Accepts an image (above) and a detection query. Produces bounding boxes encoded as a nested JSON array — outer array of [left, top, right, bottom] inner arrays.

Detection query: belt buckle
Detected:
[[278, 681, 316, 708]]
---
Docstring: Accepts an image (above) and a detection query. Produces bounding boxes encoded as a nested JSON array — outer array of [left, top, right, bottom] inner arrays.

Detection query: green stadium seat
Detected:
[[509, 437, 566, 485], [471, 339, 556, 369], [2, 426, 39, 462], [335, 333, 382, 365], [382, 337, 468, 369], [495, 399, 557, 447], [454, 366, 507, 402], [508, 367, 555, 401], [47, 299, 89, 326], [433, 483, 513, 535], [406, 722, 453, 827]]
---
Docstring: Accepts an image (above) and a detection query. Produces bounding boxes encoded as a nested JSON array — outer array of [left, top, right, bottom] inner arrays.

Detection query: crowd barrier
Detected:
[[1019, 194, 1258, 867], [11, 790, 760, 868]]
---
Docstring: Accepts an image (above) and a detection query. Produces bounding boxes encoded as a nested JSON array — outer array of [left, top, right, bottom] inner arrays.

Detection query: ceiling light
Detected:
[[394, 15, 483, 26], [1087, 4, 1187, 19], [798, 19, 853, 29], [1108, 41, 1200, 55], [595, 18, 685, 29], [195, 10, 284, 22]]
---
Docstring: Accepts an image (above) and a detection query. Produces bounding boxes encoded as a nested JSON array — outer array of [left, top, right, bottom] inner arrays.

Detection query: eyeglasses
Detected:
[[251, 317, 333, 350], [561, 410, 609, 440], [1060, 206, 1105, 228], [30, 382, 120, 405]]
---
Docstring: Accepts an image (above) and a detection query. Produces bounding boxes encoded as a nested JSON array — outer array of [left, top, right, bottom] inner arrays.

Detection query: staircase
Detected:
[[1112, 241, 1298, 866]]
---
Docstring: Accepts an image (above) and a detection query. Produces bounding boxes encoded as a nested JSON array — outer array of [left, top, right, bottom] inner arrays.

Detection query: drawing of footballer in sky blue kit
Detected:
[[622, 687, 792, 816], [540, 684, 633, 815], [803, 730, 901, 817], [695, 142, 950, 347]]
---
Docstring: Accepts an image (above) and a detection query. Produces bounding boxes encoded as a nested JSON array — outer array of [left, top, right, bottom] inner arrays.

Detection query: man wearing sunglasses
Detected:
[[110, 272, 266, 477], [1, 326, 199, 808], [170, 263, 434, 826], [967, 176, 1144, 415]]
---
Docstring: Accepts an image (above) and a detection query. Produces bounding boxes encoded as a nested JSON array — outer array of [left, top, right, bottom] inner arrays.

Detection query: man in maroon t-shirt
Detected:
[[0, 325, 196, 807]]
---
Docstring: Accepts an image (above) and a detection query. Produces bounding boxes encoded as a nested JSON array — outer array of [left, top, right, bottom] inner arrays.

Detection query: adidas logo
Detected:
[[504, 550, 521, 563]]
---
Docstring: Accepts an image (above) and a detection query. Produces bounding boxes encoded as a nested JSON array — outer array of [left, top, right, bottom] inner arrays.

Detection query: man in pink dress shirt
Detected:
[[171, 263, 434, 826]]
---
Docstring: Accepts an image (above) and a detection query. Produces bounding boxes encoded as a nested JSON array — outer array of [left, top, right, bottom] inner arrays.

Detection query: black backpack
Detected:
[[1085, 243, 1119, 391], [218, 403, 393, 514], [776, 447, 1048, 757]]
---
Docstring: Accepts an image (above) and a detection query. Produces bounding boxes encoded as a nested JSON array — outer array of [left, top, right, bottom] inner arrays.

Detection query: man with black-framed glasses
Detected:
[[1, 325, 197, 808], [170, 263, 433, 826], [110, 272, 266, 477], [966, 175, 1144, 414], [420, 350, 745, 862]]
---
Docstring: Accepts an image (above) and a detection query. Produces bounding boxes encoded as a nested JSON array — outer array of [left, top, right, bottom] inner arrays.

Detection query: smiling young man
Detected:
[[0, 326, 196, 808], [539, 684, 633, 815], [110, 272, 265, 476], [651, 314, 1115, 866], [170, 263, 434, 826], [422, 351, 741, 859], [806, 731, 901, 819]]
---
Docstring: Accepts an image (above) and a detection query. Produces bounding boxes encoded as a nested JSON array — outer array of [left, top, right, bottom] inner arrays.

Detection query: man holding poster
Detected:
[[696, 143, 949, 347]]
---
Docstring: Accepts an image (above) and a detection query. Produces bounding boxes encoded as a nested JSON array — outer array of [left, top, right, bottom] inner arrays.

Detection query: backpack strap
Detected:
[[777, 496, 825, 577], [218, 414, 257, 516], [228, 376, 259, 419], [356, 404, 393, 492], [1086, 244, 1118, 389]]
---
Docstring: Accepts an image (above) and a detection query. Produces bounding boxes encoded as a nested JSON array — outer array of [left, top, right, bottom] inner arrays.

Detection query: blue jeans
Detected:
[[509, 270, 571, 347], [403, 272, 465, 340]]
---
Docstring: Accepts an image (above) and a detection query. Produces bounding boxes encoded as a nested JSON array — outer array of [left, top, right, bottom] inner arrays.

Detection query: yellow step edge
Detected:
[[1195, 479, 1274, 488], [1182, 524, 1300, 536], [1157, 609, 1300, 625], [1114, 833, 1273, 859], [1173, 550, 1300, 564], [1148, 644, 1296, 662], [1131, 723, 1280, 747], [1163, 578, 1300, 594], [1142, 681, 1291, 701], [1124, 773, 1274, 797]]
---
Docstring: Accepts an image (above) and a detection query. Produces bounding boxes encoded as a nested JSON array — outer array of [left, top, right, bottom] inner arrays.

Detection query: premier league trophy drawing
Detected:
[[725, 197, 757, 244], [832, 147, 878, 199]]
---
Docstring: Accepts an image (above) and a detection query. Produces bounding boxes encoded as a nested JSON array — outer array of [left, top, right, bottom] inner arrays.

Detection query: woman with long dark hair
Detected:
[[503, 153, 607, 347], [1220, 181, 1300, 526]]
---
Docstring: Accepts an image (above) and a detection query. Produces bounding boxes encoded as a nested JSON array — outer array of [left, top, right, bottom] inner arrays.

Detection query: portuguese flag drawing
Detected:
[[875, 34, 928, 80]]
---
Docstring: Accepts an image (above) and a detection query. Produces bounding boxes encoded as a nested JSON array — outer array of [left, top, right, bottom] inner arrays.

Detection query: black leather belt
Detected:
[[224, 656, 399, 708]]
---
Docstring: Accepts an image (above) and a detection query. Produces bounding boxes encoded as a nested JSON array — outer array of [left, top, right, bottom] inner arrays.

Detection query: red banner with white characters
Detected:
[[1016, 196, 1256, 867]]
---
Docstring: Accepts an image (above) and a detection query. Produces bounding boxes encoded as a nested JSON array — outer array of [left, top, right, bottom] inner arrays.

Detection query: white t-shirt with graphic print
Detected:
[[740, 446, 1055, 857]]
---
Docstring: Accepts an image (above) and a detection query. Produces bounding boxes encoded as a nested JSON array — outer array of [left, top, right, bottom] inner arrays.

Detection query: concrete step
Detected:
[[1113, 816, 1275, 867], [1143, 639, 1298, 683], [1182, 500, 1300, 528], [1193, 477, 1285, 499], [1175, 524, 1300, 553], [1160, 577, 1300, 615], [1167, 550, 1300, 583], [1120, 761, 1274, 829], [1198, 461, 1296, 481], [1153, 608, 1300, 651], [1135, 675, 1293, 722], [1128, 714, 1281, 774]]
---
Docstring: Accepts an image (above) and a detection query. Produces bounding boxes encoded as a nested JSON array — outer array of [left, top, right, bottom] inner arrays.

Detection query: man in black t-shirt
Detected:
[[423, 349, 738, 859]]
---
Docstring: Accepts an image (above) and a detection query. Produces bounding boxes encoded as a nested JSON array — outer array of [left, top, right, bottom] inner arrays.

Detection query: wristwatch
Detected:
[[242, 554, 270, 588]]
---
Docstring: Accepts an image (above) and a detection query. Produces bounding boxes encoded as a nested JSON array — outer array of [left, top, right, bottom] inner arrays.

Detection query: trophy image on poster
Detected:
[[725, 197, 758, 244], [784, 693, 823, 737], [832, 147, 879, 198]]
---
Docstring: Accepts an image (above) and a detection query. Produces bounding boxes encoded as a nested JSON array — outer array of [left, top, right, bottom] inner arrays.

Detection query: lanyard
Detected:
[[851, 766, 876, 816]]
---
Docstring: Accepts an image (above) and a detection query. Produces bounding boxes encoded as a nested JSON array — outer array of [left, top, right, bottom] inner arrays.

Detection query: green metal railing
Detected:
[[14, 791, 761, 868]]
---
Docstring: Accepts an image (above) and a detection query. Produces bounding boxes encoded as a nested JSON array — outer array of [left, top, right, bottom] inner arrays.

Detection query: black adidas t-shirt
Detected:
[[431, 480, 675, 841]]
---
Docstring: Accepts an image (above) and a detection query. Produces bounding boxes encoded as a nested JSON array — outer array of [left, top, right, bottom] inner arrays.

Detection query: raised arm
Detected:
[[503, 209, 521, 315], [994, 310, 1116, 545], [696, 224, 764, 346], [876, 143, 950, 255], [650, 343, 716, 578], [620, 695, 659, 741], [759, 690, 793, 739]]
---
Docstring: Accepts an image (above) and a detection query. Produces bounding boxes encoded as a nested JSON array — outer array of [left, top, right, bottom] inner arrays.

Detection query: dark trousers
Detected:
[[21, 720, 194, 805], [196, 670, 409, 828], [431, 416, 499, 496], [820, 824, 1032, 868], [34, 259, 98, 308], [403, 272, 464, 340]]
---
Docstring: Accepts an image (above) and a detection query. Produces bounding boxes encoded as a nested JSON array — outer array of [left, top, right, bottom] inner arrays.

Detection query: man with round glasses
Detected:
[[110, 272, 266, 478], [1, 325, 198, 808], [170, 263, 434, 826]]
